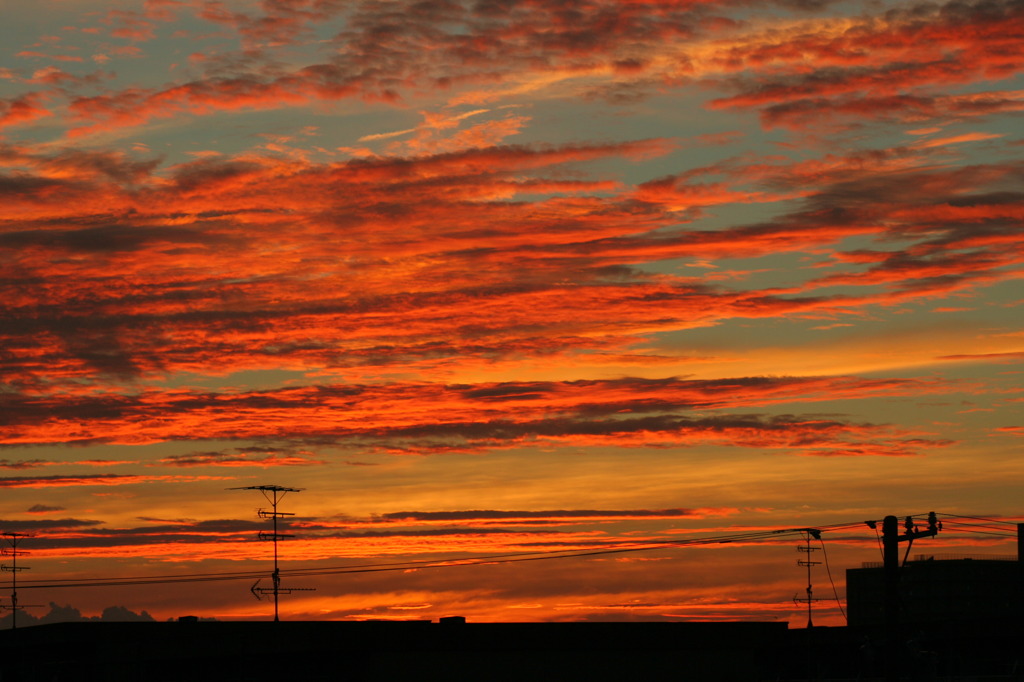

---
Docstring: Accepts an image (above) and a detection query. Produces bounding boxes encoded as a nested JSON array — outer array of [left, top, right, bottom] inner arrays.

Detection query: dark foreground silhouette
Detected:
[[1, 617, 1022, 681]]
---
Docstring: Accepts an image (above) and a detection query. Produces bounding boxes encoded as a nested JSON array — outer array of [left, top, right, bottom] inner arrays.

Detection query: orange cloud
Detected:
[[0, 375, 953, 458], [2, 141, 1014, 391], [705, 0, 1024, 130], [0, 93, 51, 128]]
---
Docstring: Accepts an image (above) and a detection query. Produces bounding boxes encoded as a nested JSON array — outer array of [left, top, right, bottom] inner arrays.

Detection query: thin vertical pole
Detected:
[[794, 529, 820, 629], [10, 542, 16, 630], [804, 533, 814, 628], [1017, 523, 1023, 617], [271, 489, 280, 622], [882, 515, 899, 682], [2, 533, 27, 630]]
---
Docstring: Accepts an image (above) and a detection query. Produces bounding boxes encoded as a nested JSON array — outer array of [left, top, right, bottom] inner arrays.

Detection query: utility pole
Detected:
[[230, 485, 314, 621], [876, 512, 940, 682]]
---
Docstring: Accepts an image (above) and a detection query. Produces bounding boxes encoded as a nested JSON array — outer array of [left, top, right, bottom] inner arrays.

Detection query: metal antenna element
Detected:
[[1, 532, 42, 629], [229, 485, 314, 621], [793, 528, 822, 628]]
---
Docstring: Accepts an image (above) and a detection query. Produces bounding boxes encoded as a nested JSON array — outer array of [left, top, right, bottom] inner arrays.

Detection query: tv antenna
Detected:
[[2, 532, 42, 629], [230, 485, 314, 621], [793, 528, 821, 628]]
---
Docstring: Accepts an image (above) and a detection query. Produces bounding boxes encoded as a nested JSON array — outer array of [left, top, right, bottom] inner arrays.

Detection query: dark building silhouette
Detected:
[[0, 620, 790, 681], [847, 553, 1021, 628], [1, 616, 1022, 681], [842, 550, 1024, 680]]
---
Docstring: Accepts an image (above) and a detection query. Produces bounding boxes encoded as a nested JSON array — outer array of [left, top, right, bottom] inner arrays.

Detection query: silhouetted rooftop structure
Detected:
[[1, 616, 1022, 681], [0, 620, 790, 681], [847, 554, 1022, 628]]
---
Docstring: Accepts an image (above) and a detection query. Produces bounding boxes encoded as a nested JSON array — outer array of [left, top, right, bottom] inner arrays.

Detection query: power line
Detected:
[[941, 528, 1018, 538], [12, 514, 1019, 597], [16, 525, 821, 589], [817, 535, 846, 623], [939, 520, 1018, 534], [15, 526, 817, 591], [870, 522, 884, 561], [937, 513, 1020, 526]]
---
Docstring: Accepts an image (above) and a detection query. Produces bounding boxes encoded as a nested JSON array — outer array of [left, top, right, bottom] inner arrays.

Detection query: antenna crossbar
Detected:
[[257, 532, 295, 541], [258, 510, 295, 520]]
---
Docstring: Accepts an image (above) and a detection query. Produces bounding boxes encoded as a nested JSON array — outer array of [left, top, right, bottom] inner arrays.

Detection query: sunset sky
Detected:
[[1, 0, 1022, 626]]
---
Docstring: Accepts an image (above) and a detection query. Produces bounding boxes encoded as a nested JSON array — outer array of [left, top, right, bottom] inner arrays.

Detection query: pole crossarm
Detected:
[[898, 512, 940, 542]]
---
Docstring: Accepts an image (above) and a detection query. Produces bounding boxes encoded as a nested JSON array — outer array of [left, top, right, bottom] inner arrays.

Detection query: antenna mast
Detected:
[[793, 528, 821, 628], [1, 532, 41, 629], [230, 485, 314, 621]]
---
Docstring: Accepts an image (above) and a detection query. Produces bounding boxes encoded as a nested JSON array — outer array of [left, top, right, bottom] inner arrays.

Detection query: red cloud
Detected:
[[0, 375, 952, 459], [705, 0, 1024, 128], [0, 93, 51, 128], [1, 138, 1018, 400], [759, 91, 1024, 130], [1, 0, 1018, 142]]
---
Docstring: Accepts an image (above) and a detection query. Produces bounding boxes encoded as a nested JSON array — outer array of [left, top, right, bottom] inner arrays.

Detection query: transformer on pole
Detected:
[[230, 485, 314, 621]]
